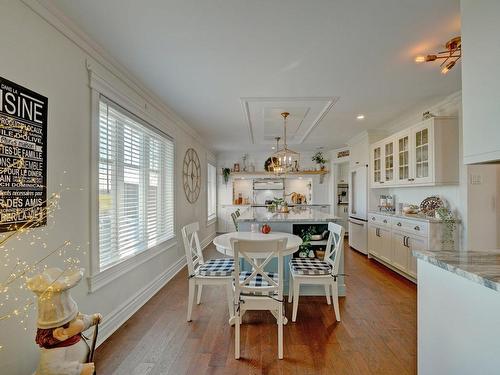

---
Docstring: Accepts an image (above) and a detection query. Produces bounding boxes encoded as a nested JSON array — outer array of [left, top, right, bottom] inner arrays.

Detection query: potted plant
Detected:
[[298, 227, 316, 258], [222, 168, 231, 184], [312, 151, 327, 170], [435, 207, 457, 250]]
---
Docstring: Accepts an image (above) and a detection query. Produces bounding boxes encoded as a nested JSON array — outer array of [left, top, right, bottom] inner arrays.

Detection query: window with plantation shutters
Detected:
[[98, 97, 174, 271], [207, 163, 216, 222]]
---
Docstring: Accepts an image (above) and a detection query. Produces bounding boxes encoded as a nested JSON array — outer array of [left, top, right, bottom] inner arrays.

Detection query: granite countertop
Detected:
[[413, 249, 500, 292], [368, 210, 445, 223], [237, 207, 340, 222]]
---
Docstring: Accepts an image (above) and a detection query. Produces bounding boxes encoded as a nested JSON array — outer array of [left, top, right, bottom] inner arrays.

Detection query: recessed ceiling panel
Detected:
[[241, 97, 339, 144]]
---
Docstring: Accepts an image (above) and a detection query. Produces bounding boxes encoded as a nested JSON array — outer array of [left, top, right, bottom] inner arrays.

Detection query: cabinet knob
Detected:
[[397, 222, 402, 226], [371, 217, 375, 221], [383, 219, 387, 223], [414, 225, 420, 231]]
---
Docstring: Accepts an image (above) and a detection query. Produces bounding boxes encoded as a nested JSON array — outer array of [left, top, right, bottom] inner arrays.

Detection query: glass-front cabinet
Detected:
[[396, 132, 411, 185], [371, 143, 382, 186], [383, 139, 395, 185], [411, 120, 434, 184], [369, 117, 459, 188]]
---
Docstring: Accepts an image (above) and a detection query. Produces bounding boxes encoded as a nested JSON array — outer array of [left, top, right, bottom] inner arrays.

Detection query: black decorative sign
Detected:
[[0, 77, 47, 232]]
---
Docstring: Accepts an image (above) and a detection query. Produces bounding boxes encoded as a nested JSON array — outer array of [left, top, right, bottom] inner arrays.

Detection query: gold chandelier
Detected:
[[414, 36, 461, 74], [271, 112, 300, 174]]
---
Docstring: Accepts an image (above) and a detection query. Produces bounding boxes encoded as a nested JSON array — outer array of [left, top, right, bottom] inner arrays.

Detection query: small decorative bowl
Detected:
[[311, 234, 323, 241]]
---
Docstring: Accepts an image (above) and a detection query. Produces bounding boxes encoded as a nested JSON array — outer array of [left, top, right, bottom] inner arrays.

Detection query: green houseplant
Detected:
[[435, 207, 457, 250], [222, 168, 231, 184], [298, 227, 317, 257], [312, 151, 327, 170]]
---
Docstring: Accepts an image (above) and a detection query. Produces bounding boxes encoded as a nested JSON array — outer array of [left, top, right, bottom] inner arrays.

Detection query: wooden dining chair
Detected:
[[181, 222, 235, 322], [288, 222, 344, 322], [230, 237, 288, 359]]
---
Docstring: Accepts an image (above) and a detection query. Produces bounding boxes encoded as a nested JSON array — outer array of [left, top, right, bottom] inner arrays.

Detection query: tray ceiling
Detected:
[[241, 97, 339, 145]]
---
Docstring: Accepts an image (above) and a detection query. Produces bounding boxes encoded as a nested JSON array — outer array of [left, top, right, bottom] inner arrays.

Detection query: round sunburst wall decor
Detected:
[[183, 148, 201, 204]]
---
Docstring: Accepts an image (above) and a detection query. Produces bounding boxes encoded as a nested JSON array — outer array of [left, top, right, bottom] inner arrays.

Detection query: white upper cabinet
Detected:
[[411, 120, 434, 185], [461, 1, 500, 164], [370, 142, 383, 186], [395, 131, 411, 185], [370, 138, 396, 187], [370, 117, 458, 188]]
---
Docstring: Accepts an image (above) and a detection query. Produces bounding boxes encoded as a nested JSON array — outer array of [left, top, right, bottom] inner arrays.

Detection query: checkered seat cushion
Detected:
[[239, 271, 279, 287], [290, 258, 332, 275], [198, 258, 234, 277]]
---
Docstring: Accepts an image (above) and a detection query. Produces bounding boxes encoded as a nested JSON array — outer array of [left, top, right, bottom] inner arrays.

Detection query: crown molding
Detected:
[[20, 0, 211, 151], [385, 90, 462, 133]]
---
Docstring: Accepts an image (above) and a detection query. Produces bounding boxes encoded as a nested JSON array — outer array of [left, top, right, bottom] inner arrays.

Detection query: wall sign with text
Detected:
[[0, 77, 48, 232]]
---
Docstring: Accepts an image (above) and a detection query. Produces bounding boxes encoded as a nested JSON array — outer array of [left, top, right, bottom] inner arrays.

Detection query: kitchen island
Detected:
[[413, 249, 500, 374], [237, 207, 344, 296]]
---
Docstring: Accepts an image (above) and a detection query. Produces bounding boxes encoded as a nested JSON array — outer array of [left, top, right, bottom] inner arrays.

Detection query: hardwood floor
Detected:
[[95, 241, 417, 374]]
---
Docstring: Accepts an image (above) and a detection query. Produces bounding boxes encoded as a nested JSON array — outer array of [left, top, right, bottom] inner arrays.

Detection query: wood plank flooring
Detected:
[[95, 241, 417, 374]]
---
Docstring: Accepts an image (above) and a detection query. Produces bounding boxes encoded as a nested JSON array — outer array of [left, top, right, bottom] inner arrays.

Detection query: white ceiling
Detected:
[[51, 0, 461, 152]]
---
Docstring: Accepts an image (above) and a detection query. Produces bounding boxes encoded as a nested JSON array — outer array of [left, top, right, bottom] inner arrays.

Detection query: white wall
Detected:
[[0, 2, 215, 374], [467, 165, 500, 250], [461, 0, 500, 164], [368, 92, 468, 249]]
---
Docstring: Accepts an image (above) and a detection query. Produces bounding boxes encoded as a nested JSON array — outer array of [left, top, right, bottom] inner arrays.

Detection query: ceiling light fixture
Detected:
[[356, 114, 365, 120], [271, 112, 300, 174], [414, 36, 461, 74]]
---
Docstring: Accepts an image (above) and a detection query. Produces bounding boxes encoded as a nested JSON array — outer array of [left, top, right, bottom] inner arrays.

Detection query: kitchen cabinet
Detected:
[[371, 142, 383, 186], [370, 117, 458, 188], [370, 138, 396, 187], [406, 235, 426, 278], [367, 212, 449, 282], [337, 163, 348, 183], [391, 231, 410, 273], [368, 223, 391, 263]]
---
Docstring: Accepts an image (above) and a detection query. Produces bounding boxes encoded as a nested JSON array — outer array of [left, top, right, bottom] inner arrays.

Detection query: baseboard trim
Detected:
[[96, 231, 215, 346]]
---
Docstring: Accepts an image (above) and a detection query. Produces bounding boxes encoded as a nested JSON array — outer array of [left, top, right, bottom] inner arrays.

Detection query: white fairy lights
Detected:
[[0, 170, 87, 350]]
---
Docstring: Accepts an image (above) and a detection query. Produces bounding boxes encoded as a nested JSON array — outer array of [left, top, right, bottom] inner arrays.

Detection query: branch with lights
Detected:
[[0, 178, 87, 352]]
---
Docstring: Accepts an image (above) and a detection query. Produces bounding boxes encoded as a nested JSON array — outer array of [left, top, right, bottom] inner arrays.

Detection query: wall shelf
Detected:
[[227, 170, 329, 177]]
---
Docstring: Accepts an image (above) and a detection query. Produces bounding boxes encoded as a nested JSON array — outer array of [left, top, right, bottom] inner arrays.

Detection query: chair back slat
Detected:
[[231, 212, 239, 231], [181, 222, 204, 277], [324, 222, 345, 276], [231, 238, 287, 294]]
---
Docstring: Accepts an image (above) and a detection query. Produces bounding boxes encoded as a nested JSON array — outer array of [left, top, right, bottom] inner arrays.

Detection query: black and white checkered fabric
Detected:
[[238, 271, 279, 287], [198, 258, 234, 277], [290, 258, 332, 275]]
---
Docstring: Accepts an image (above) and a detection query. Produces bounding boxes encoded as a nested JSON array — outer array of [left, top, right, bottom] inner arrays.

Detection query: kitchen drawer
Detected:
[[391, 217, 428, 237], [368, 213, 391, 227]]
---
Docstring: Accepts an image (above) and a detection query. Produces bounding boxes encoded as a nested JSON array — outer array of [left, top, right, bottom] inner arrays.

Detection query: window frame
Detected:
[[88, 90, 177, 293], [207, 162, 217, 225]]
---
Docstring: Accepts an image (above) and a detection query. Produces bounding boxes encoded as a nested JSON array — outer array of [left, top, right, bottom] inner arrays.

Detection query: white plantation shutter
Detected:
[[98, 97, 174, 270], [207, 163, 216, 221]]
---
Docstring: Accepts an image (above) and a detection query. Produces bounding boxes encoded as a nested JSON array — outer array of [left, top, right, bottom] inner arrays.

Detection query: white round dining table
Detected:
[[213, 231, 302, 257]]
